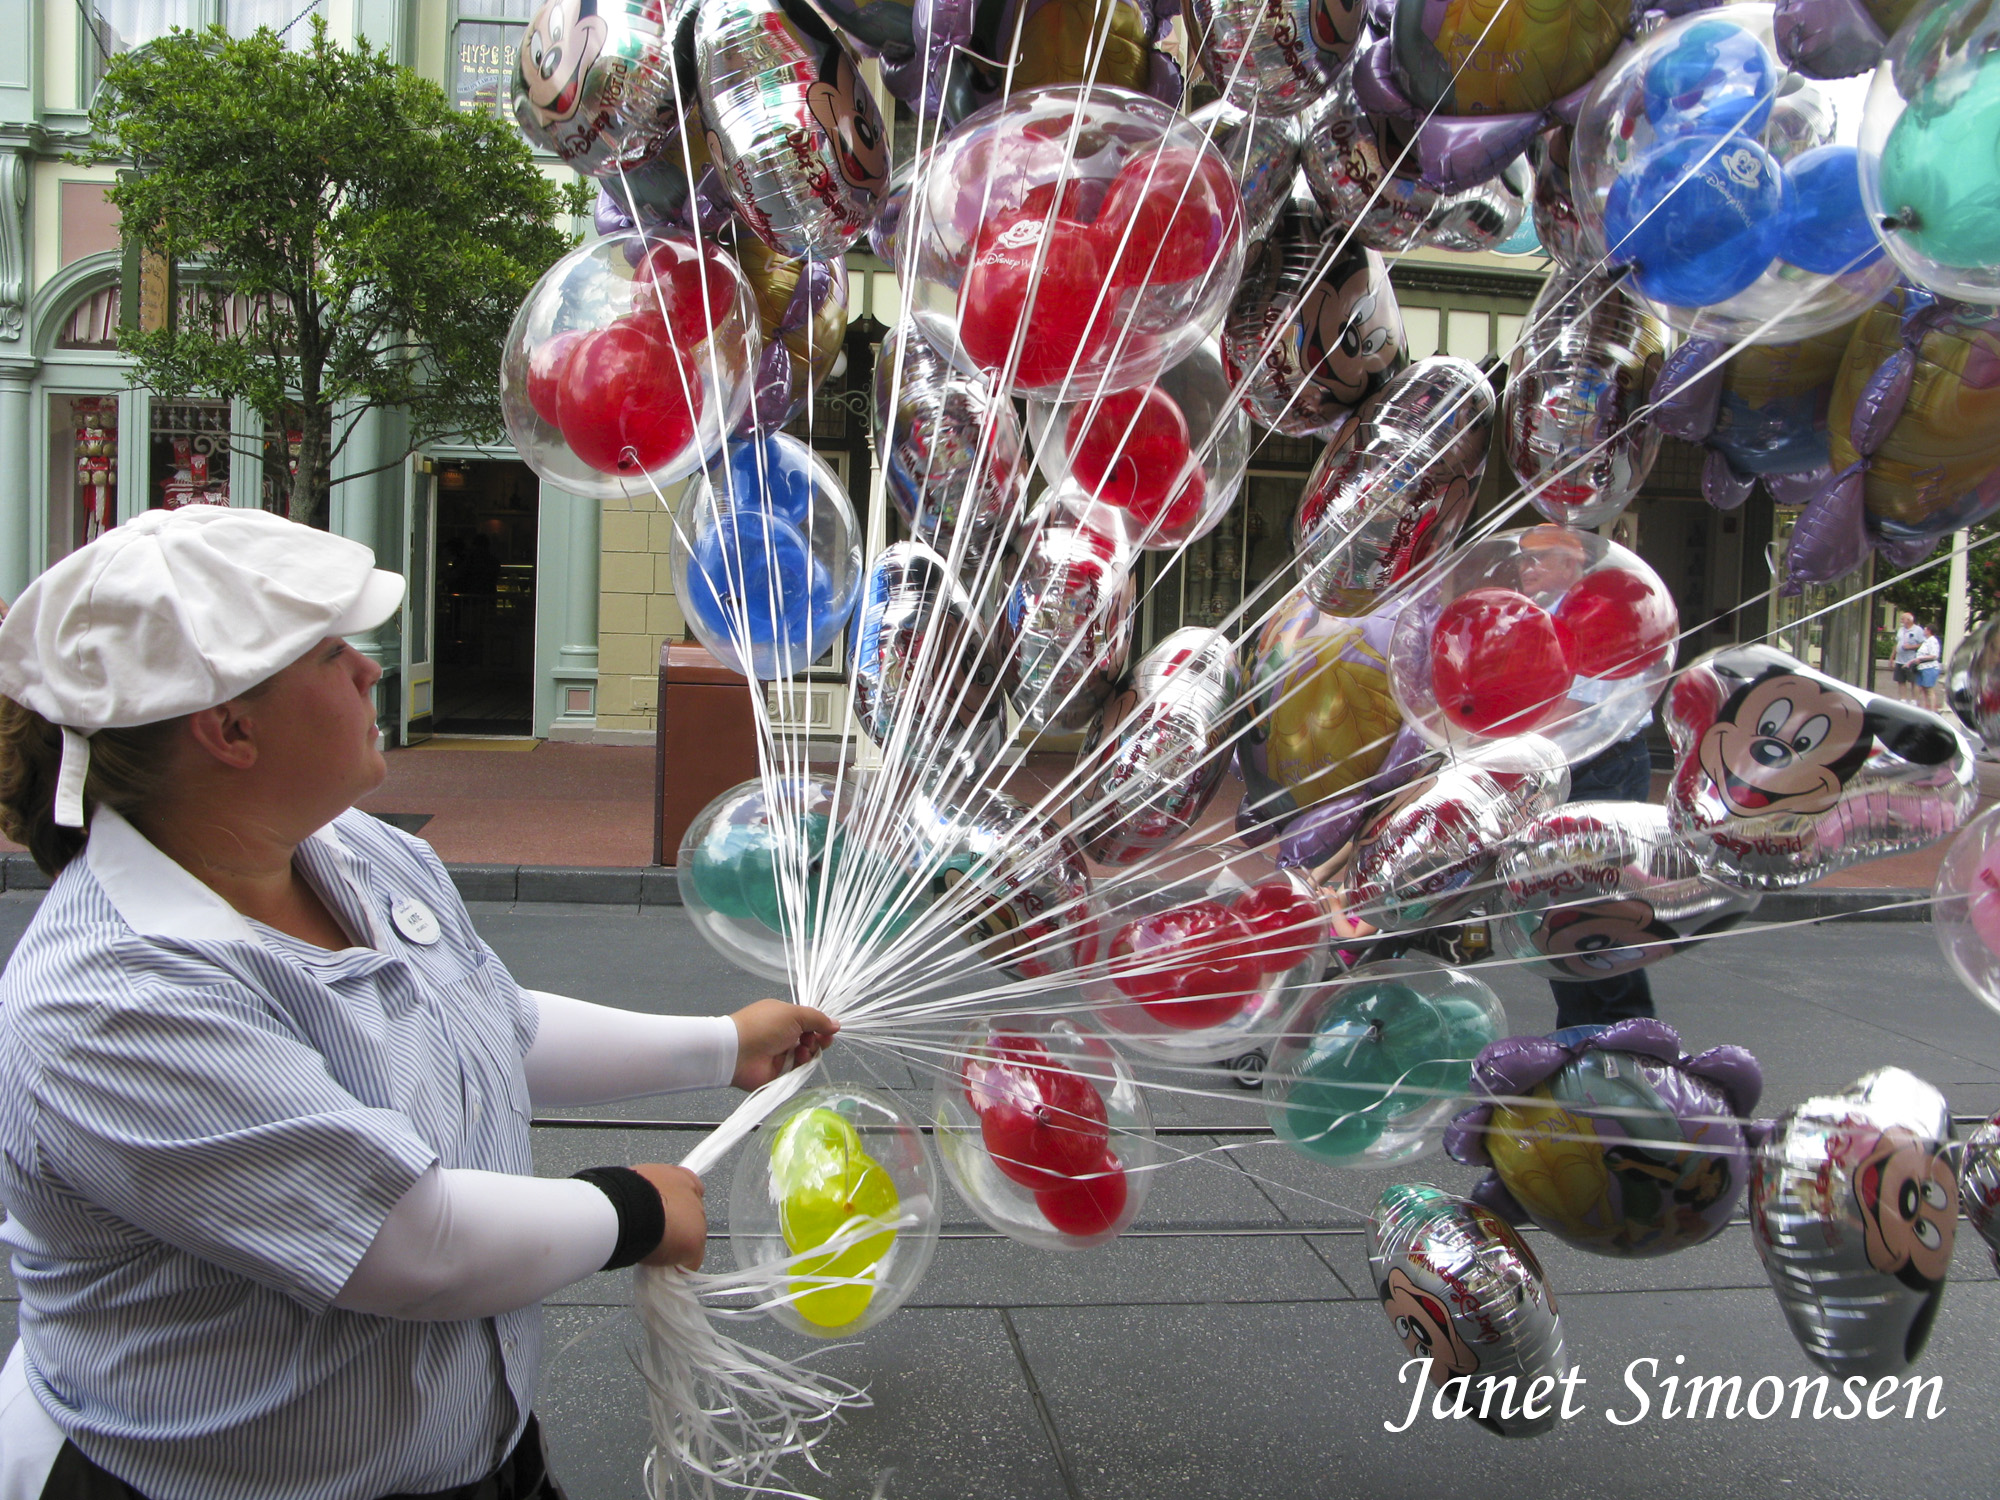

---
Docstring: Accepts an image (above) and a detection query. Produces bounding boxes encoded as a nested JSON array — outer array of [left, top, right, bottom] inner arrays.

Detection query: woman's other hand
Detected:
[[730, 999, 839, 1090], [632, 1163, 707, 1270]]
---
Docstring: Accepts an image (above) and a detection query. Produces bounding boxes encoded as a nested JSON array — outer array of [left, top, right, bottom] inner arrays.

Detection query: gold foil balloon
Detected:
[[1665, 643, 1977, 890], [733, 236, 848, 434], [1826, 291, 2000, 543], [1240, 591, 1403, 811], [1752, 1067, 1957, 1377]]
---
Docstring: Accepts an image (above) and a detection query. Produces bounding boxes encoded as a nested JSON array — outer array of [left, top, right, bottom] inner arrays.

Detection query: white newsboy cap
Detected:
[[0, 504, 405, 827]]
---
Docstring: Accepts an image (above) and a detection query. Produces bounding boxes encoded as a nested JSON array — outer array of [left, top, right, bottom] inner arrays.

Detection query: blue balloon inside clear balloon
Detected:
[[725, 433, 817, 530], [1642, 20, 1776, 143], [684, 509, 824, 663], [1604, 132, 1783, 308], [1775, 145, 1885, 276]]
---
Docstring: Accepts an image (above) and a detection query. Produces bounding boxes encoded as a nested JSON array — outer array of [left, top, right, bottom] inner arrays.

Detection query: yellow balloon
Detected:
[[1485, 1090, 1616, 1244], [1403, 0, 1625, 117], [771, 1107, 902, 1329], [1254, 593, 1402, 807], [1010, 0, 1153, 92]]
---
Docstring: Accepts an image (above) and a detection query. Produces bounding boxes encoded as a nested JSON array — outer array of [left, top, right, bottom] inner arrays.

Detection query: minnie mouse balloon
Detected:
[[934, 1015, 1157, 1249], [1504, 267, 1668, 531], [698, 0, 890, 256], [906, 86, 1244, 399], [513, 0, 689, 177], [1324, 734, 1569, 934], [1446, 1019, 1762, 1258], [1665, 643, 1976, 889], [1752, 1067, 1956, 1376], [1071, 628, 1242, 866], [500, 233, 757, 499], [851, 541, 1006, 789], [1293, 355, 1494, 617], [1389, 526, 1678, 763], [1370, 1183, 1568, 1439], [1494, 801, 1761, 982], [1001, 503, 1137, 735], [1222, 179, 1407, 439]]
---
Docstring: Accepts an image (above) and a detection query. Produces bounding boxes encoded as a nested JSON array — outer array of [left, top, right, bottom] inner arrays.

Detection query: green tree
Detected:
[[84, 20, 592, 527]]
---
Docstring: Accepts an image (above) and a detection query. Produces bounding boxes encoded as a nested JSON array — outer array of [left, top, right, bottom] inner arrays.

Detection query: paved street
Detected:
[[3, 896, 1999, 1500]]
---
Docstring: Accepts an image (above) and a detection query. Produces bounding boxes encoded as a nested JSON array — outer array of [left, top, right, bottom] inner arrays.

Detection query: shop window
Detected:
[[84, 0, 202, 95], [47, 396, 122, 563], [455, 0, 533, 118], [1141, 471, 1306, 648], [147, 400, 233, 510]]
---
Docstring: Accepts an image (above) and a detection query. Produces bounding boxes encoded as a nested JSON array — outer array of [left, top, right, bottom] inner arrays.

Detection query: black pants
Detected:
[[39, 1414, 568, 1500], [1549, 732, 1657, 1031]]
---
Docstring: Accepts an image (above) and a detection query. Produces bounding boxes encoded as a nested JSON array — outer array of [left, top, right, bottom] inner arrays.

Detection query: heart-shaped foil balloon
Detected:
[[1001, 503, 1137, 737], [1293, 355, 1495, 617], [1493, 801, 1761, 982], [851, 541, 1006, 792], [1446, 1018, 1762, 1259], [1326, 734, 1567, 933], [1752, 1067, 1957, 1377], [1072, 628, 1242, 866], [1665, 644, 1977, 890], [1370, 1182, 1569, 1438]]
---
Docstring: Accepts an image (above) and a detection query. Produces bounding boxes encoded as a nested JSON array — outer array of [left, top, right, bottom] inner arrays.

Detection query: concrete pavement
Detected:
[[2, 896, 1998, 1499]]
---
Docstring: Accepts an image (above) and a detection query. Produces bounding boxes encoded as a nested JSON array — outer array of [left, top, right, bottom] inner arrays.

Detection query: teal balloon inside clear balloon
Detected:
[[1877, 55, 2000, 277], [1265, 960, 1503, 1168]]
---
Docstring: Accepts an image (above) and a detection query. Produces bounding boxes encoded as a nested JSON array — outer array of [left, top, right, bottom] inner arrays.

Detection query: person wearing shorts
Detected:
[[1891, 612, 1925, 700]]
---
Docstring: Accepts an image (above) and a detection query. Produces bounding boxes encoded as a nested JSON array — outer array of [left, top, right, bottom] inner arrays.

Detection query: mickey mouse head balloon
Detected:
[[1666, 643, 1976, 890], [514, 0, 689, 178], [1753, 1067, 1957, 1378]]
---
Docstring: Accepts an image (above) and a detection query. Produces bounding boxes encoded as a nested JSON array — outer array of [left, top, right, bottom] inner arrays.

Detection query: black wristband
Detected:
[[572, 1166, 668, 1271]]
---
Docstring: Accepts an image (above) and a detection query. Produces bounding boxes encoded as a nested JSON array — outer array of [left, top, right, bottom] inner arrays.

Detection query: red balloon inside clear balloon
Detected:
[[1096, 144, 1238, 288], [1034, 1153, 1129, 1237], [527, 330, 585, 428], [631, 240, 738, 346], [1228, 881, 1323, 974], [1065, 386, 1205, 533], [1430, 587, 1570, 737], [1110, 900, 1262, 1030], [1553, 567, 1677, 679], [967, 1037, 1111, 1191], [958, 211, 1114, 389], [557, 321, 701, 476]]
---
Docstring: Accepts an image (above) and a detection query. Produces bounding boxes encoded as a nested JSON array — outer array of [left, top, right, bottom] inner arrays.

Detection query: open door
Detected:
[[401, 468, 437, 746]]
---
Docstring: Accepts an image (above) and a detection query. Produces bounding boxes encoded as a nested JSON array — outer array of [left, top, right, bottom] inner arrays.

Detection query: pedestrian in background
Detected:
[[1916, 622, 1943, 711], [1892, 611, 1925, 701]]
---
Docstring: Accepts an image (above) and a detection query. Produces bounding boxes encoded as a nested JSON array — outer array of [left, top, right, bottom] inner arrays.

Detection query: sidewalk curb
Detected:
[[0, 856, 1937, 921]]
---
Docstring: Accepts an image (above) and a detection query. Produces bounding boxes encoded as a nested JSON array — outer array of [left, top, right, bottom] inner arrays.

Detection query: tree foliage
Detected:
[[85, 21, 592, 526]]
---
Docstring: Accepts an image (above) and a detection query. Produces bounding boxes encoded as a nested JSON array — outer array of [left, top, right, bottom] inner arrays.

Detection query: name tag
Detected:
[[391, 895, 441, 946]]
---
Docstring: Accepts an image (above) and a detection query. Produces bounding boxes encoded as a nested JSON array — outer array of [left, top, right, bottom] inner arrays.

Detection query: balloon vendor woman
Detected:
[[0, 506, 836, 1500]]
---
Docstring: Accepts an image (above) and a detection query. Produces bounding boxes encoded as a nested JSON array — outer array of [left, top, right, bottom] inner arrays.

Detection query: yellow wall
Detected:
[[595, 486, 686, 734]]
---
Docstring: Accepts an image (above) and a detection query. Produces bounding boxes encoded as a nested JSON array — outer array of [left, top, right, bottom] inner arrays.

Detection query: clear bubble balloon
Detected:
[[678, 775, 925, 981], [1081, 853, 1330, 1064], [1574, 4, 1897, 341], [1187, 0, 1346, 118], [1000, 502, 1137, 735], [1389, 525, 1678, 763], [905, 86, 1246, 399], [670, 433, 862, 679], [1265, 957, 1503, 1169], [933, 1015, 1157, 1250], [1027, 342, 1249, 550], [730, 1086, 941, 1338], [500, 232, 757, 499], [1860, 0, 2000, 304], [1931, 802, 2000, 1017]]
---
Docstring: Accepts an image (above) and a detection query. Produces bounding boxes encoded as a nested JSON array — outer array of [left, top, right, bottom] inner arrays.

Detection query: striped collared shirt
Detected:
[[0, 805, 542, 1500]]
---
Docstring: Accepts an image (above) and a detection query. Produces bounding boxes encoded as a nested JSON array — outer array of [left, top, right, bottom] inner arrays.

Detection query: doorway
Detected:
[[432, 459, 538, 735]]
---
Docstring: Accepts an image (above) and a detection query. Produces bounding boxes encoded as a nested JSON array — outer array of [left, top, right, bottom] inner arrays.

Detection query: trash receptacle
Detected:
[[654, 642, 761, 865]]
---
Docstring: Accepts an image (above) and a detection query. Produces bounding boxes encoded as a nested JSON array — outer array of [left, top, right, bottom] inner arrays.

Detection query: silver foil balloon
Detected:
[[1333, 734, 1568, 932], [1493, 801, 1761, 982], [872, 321, 1025, 593], [918, 789, 1097, 981], [1528, 126, 1589, 271], [514, 0, 690, 176], [1369, 1182, 1568, 1439], [1221, 179, 1408, 441], [1190, 102, 1304, 246], [697, 0, 890, 255], [1293, 355, 1495, 617], [1665, 644, 1978, 890], [1752, 1067, 1958, 1378], [1297, 69, 1442, 253], [1422, 156, 1530, 255], [851, 541, 1005, 790], [1071, 627, 1243, 866], [1947, 614, 2000, 743], [1958, 1111, 2000, 1273], [1503, 268, 1668, 531], [1001, 506, 1137, 736], [1187, 0, 1344, 118]]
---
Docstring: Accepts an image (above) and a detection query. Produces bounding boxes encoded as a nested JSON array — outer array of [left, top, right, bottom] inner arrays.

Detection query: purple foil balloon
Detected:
[[1764, 462, 1834, 508], [1647, 337, 1728, 442], [1851, 345, 1918, 458], [1774, 0, 1892, 78], [1703, 449, 1755, 511], [1781, 466, 1871, 591]]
